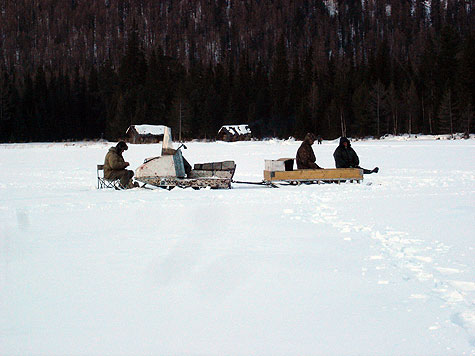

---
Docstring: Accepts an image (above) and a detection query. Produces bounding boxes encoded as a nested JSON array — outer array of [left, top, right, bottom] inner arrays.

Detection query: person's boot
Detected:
[[125, 180, 139, 189]]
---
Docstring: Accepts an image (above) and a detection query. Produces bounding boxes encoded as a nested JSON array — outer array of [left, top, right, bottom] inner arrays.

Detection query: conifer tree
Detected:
[[404, 81, 420, 135], [438, 88, 457, 137], [387, 82, 400, 135], [170, 85, 193, 141], [270, 36, 289, 137], [110, 24, 147, 139], [87, 66, 104, 138], [253, 62, 271, 138], [0, 69, 16, 141], [352, 82, 370, 137], [458, 97, 473, 135], [369, 81, 388, 137], [33, 66, 49, 141]]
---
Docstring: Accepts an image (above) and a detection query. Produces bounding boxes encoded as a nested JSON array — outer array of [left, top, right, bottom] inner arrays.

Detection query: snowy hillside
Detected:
[[1, 137, 474, 355]]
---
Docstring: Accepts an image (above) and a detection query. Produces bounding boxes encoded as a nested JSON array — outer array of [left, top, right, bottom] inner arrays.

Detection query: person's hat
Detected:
[[339, 137, 350, 146], [116, 141, 128, 151], [304, 132, 316, 142]]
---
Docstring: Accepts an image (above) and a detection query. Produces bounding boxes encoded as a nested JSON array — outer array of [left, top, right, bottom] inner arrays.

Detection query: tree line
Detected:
[[0, 0, 473, 142]]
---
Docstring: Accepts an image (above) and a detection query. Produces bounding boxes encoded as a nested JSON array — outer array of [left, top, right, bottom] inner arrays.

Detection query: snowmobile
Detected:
[[134, 127, 236, 189]]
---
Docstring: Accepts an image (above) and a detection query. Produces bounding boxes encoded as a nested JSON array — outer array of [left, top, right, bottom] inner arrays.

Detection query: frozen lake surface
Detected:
[[1, 137, 474, 355]]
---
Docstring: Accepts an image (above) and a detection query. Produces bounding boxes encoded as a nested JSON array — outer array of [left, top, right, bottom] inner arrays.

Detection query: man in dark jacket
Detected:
[[296, 133, 322, 169], [104, 141, 136, 188], [333, 137, 379, 174]]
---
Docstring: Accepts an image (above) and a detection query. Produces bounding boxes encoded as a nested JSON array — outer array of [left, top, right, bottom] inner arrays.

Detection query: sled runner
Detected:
[[134, 127, 236, 189], [263, 158, 363, 185]]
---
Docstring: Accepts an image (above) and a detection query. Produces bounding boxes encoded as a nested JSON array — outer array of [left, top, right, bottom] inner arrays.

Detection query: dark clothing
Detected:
[[333, 137, 379, 174], [296, 140, 321, 169], [104, 147, 128, 176], [361, 168, 375, 175], [104, 147, 134, 187], [107, 169, 134, 187], [333, 137, 359, 168]]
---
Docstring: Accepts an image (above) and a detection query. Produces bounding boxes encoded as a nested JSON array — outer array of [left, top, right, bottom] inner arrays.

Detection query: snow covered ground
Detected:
[[0, 137, 474, 355]]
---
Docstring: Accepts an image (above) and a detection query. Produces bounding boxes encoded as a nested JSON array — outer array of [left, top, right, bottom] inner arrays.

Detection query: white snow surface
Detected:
[[1, 137, 474, 355], [127, 124, 166, 136]]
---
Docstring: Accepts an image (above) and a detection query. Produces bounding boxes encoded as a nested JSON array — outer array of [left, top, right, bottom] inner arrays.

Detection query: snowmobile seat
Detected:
[[97, 164, 121, 189]]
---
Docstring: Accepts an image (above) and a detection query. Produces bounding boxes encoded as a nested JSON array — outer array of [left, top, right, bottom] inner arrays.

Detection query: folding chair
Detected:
[[97, 164, 121, 189]]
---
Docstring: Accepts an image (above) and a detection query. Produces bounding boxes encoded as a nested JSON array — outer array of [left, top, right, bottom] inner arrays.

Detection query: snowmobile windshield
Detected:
[[162, 126, 175, 155]]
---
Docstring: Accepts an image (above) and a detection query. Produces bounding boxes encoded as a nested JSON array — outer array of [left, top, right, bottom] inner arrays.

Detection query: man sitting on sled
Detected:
[[296, 133, 323, 170], [333, 137, 379, 174]]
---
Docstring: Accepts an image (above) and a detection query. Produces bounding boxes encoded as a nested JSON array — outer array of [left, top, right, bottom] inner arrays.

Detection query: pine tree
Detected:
[[438, 25, 460, 91], [33, 66, 49, 141], [119, 24, 147, 93], [369, 80, 388, 137], [252, 62, 271, 138], [71, 68, 88, 139], [438, 88, 457, 137], [87, 66, 104, 138], [404, 81, 420, 135], [387, 82, 400, 135], [417, 34, 437, 134], [0, 69, 16, 141], [458, 98, 473, 135], [352, 82, 370, 137], [333, 60, 351, 138], [308, 81, 320, 136], [115, 22, 147, 135], [270, 36, 289, 137], [289, 55, 304, 133], [458, 33, 475, 129], [110, 94, 129, 140], [212, 62, 230, 133], [430, 0, 442, 31], [169, 86, 193, 141], [20, 75, 35, 142], [227, 57, 250, 125], [99, 60, 119, 140]]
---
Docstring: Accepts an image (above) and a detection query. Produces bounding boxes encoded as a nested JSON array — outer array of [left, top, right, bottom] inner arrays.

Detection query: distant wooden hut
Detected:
[[126, 124, 166, 144], [217, 125, 252, 142]]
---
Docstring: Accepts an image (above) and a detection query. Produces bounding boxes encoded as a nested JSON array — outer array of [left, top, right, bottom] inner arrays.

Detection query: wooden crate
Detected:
[[263, 168, 363, 183], [264, 158, 294, 171]]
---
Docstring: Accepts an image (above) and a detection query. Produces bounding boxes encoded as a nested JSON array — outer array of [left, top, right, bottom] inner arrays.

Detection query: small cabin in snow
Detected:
[[217, 125, 252, 142], [126, 124, 166, 144]]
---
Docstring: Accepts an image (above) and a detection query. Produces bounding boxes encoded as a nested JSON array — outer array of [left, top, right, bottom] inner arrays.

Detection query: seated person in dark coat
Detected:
[[333, 137, 379, 174], [296, 133, 322, 169], [104, 141, 137, 188]]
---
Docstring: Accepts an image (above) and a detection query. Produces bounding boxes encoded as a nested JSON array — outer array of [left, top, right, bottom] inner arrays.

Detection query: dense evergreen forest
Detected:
[[0, 0, 473, 142]]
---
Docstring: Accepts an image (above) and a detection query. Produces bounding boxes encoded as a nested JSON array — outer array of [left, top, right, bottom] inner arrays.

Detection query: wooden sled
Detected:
[[263, 158, 363, 185]]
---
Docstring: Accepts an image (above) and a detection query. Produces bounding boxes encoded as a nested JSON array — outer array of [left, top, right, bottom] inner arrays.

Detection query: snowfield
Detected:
[[1, 137, 474, 356]]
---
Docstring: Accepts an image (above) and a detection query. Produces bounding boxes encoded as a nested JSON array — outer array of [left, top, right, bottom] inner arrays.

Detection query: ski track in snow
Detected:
[[284, 184, 475, 349]]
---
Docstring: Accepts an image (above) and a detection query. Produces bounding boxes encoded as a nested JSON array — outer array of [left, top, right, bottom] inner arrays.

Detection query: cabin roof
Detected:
[[127, 124, 166, 136], [219, 124, 251, 136]]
